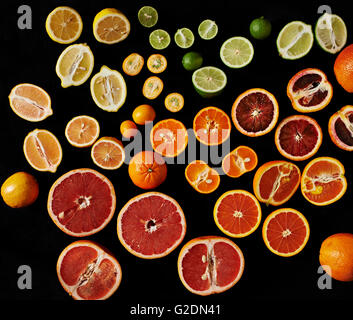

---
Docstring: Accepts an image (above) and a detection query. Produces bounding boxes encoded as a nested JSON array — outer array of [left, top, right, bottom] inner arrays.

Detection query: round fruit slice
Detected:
[[128, 151, 167, 189], [55, 43, 94, 88], [174, 28, 194, 49], [93, 8, 130, 44], [91, 137, 125, 170], [164, 93, 184, 112], [151, 119, 188, 157], [315, 13, 347, 54], [262, 208, 310, 257], [214, 190, 261, 238], [23, 129, 62, 173], [177, 236, 244, 296], [117, 192, 186, 259], [122, 53, 144, 76], [287, 68, 333, 113], [90, 65, 127, 112], [328, 105, 353, 151], [149, 29, 170, 50], [142, 76, 163, 99], [147, 54, 167, 74], [276, 21, 314, 60], [138, 6, 158, 28], [275, 115, 322, 161], [65, 115, 100, 148], [185, 160, 220, 194], [231, 88, 279, 137], [198, 19, 218, 40], [192, 66, 227, 98], [47, 168, 116, 237], [222, 145, 258, 178], [8, 83, 52, 122], [193, 106, 231, 146], [220, 37, 254, 68], [301, 157, 347, 206], [57, 240, 122, 300], [45, 6, 83, 44], [253, 160, 301, 206]]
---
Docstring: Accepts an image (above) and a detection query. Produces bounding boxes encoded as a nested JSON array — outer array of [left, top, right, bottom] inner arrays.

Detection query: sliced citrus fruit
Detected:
[[193, 106, 231, 146], [231, 88, 279, 137], [275, 115, 322, 161], [150, 119, 188, 157], [90, 65, 127, 112], [138, 6, 158, 28], [276, 21, 314, 60], [117, 192, 186, 259], [222, 145, 258, 178], [177, 236, 244, 296], [132, 104, 156, 125], [328, 105, 353, 151], [47, 168, 116, 237], [45, 6, 83, 44], [93, 8, 130, 44], [198, 19, 218, 40], [23, 129, 62, 173], [287, 68, 333, 113], [142, 76, 163, 99], [164, 93, 184, 112], [8, 83, 52, 122], [301, 157, 347, 206], [65, 115, 100, 148], [220, 37, 254, 68], [149, 29, 170, 50], [55, 43, 94, 88], [120, 120, 138, 139], [192, 66, 227, 98], [185, 160, 220, 194], [57, 240, 122, 300], [122, 53, 144, 76], [262, 208, 310, 257], [91, 137, 125, 170], [128, 151, 167, 190], [214, 190, 261, 238], [174, 28, 194, 49], [253, 160, 301, 206], [146, 54, 167, 74]]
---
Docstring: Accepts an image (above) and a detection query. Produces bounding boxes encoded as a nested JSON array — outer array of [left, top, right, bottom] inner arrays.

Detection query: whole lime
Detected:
[[250, 17, 272, 40], [182, 52, 203, 71]]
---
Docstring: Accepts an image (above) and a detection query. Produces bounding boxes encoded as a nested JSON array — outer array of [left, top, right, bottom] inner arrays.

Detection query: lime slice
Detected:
[[220, 37, 254, 68], [198, 19, 218, 40], [315, 13, 347, 54], [276, 21, 314, 60], [174, 28, 195, 49], [192, 66, 227, 98], [149, 29, 171, 50], [138, 6, 158, 28]]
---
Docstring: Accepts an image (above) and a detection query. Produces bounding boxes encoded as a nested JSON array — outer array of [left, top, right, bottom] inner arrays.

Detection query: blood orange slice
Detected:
[[262, 208, 310, 257], [328, 105, 353, 151], [57, 240, 122, 300], [231, 88, 279, 137], [177, 236, 244, 295], [47, 168, 116, 237], [214, 190, 261, 238], [275, 115, 322, 161], [301, 157, 347, 206], [253, 160, 301, 206], [117, 192, 186, 259], [287, 68, 333, 113]]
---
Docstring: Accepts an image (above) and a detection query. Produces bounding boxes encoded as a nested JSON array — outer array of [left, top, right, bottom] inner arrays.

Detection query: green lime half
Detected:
[[220, 37, 254, 68], [250, 16, 272, 40], [138, 6, 158, 28], [198, 19, 218, 40], [192, 66, 227, 98], [182, 51, 203, 71], [149, 29, 171, 50], [174, 28, 195, 48], [276, 21, 314, 60], [315, 13, 347, 54]]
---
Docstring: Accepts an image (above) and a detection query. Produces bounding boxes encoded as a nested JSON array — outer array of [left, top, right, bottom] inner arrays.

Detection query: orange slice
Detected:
[[8, 83, 52, 122], [164, 93, 184, 112], [91, 137, 125, 170], [301, 157, 347, 206], [147, 54, 167, 73], [142, 76, 164, 99], [23, 129, 62, 173], [122, 53, 144, 76], [185, 160, 220, 194]]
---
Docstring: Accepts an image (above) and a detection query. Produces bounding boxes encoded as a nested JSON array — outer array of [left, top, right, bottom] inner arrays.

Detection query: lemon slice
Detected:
[[90, 65, 127, 112], [55, 43, 94, 88]]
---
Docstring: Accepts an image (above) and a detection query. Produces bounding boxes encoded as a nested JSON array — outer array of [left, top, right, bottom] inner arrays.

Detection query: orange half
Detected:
[[91, 137, 125, 170], [65, 115, 100, 147]]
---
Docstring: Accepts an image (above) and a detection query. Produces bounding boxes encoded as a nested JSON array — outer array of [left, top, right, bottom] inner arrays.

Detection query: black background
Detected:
[[0, 0, 352, 311]]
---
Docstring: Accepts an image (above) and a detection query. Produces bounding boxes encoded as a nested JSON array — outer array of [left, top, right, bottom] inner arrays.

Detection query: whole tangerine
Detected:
[[334, 44, 353, 93], [120, 120, 138, 139], [132, 104, 156, 125]]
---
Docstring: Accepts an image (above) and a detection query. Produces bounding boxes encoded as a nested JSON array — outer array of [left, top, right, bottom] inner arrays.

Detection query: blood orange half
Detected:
[[47, 168, 116, 237], [57, 240, 122, 300], [177, 236, 244, 296], [117, 192, 186, 259], [275, 115, 322, 161]]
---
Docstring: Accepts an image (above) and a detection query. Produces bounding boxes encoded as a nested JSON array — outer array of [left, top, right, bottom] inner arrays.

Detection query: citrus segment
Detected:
[[220, 37, 254, 68], [164, 93, 184, 112], [192, 66, 227, 98], [198, 20, 218, 40], [147, 54, 167, 74], [91, 137, 125, 170], [334, 44, 353, 93], [174, 28, 194, 49], [122, 53, 144, 76], [149, 29, 170, 50], [138, 6, 158, 28], [142, 76, 163, 99]]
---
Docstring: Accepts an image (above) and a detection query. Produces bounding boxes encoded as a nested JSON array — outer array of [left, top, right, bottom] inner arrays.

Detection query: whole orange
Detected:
[[334, 44, 353, 93], [1, 172, 39, 208], [120, 120, 138, 139], [132, 104, 156, 125], [319, 233, 353, 282]]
